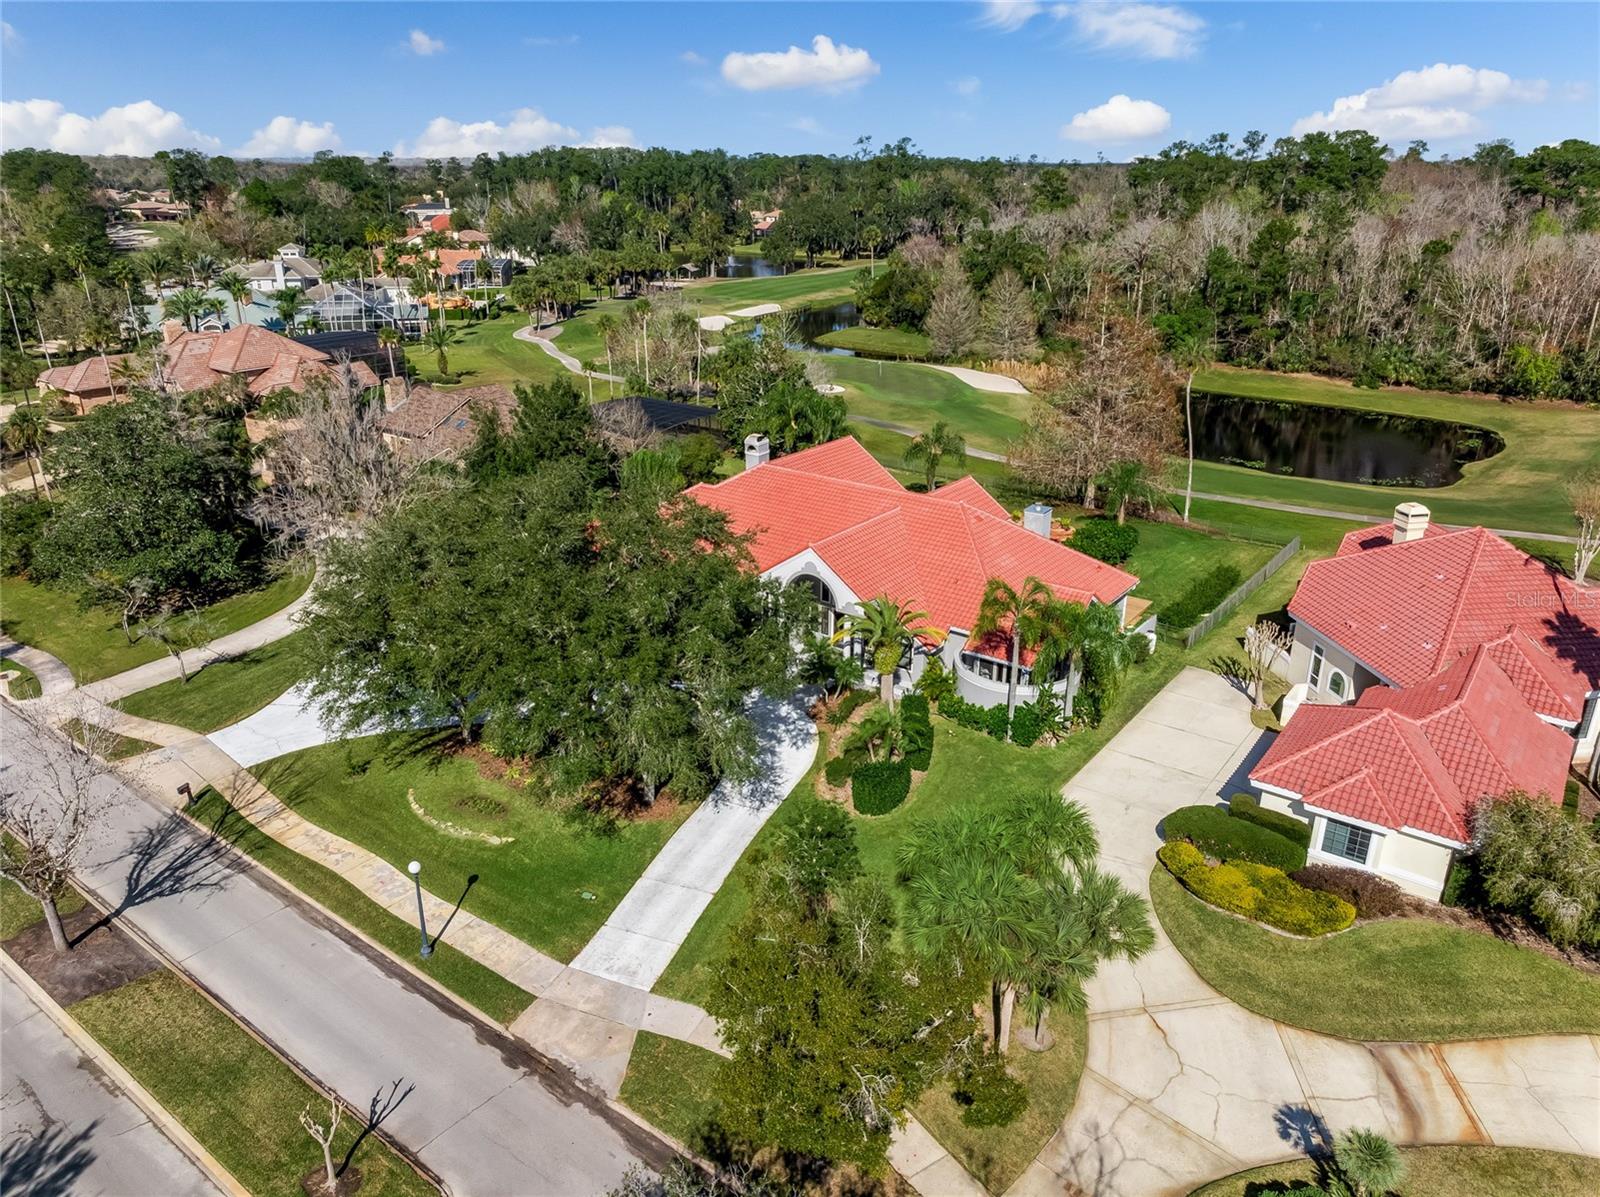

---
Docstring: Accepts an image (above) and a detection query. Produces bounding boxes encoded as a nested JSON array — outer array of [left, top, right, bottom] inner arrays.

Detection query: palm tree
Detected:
[[187, 253, 219, 286], [1097, 459, 1161, 525], [973, 576, 1054, 724], [1069, 600, 1137, 719], [3, 405, 50, 497], [142, 248, 175, 296], [106, 258, 143, 346], [377, 326, 403, 378], [898, 791, 1153, 1052], [1334, 1129, 1404, 1197], [162, 287, 206, 332], [594, 312, 619, 396], [860, 223, 883, 275], [633, 297, 653, 386], [830, 596, 930, 708], [845, 704, 904, 762], [269, 288, 306, 334], [217, 271, 252, 329], [1170, 330, 1214, 523], [424, 323, 459, 378], [61, 243, 93, 302], [903, 421, 967, 492]]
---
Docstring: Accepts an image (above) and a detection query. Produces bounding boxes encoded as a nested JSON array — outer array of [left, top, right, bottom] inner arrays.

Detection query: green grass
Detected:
[[0, 568, 312, 684], [1119, 520, 1278, 612], [1151, 867, 1600, 1040], [1189, 1145, 1600, 1197], [1190, 365, 1600, 537], [829, 356, 1031, 455], [71, 972, 437, 1197], [61, 717, 158, 761], [2, 660, 42, 699], [618, 1031, 724, 1147], [250, 731, 693, 962], [0, 839, 87, 941], [912, 1008, 1088, 1196], [402, 311, 566, 389], [187, 788, 533, 1024], [814, 325, 932, 359], [119, 632, 310, 733], [686, 262, 866, 315]]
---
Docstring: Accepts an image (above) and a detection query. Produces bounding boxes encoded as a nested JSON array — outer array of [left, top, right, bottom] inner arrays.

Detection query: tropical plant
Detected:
[[217, 270, 252, 329], [1470, 790, 1600, 948], [161, 286, 207, 332], [973, 576, 1054, 723], [1097, 458, 1163, 525], [799, 635, 865, 699], [845, 703, 904, 763], [1334, 1128, 1405, 1197], [3, 404, 50, 497], [903, 420, 967, 492], [1067, 599, 1139, 726], [831, 596, 930, 708], [423, 323, 459, 377], [269, 287, 306, 334], [377, 326, 403, 378]]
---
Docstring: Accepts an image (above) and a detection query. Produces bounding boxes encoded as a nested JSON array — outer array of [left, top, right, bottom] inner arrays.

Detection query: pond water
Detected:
[[719, 251, 790, 278], [1191, 392, 1504, 487], [750, 301, 864, 354]]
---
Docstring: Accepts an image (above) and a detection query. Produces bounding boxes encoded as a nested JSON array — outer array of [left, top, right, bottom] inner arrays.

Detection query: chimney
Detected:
[[1023, 503, 1053, 537], [1392, 501, 1431, 544], [744, 434, 770, 470], [161, 319, 186, 346], [383, 377, 408, 413], [273, 259, 286, 290]]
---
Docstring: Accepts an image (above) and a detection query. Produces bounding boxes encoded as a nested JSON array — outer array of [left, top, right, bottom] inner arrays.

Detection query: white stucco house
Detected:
[[686, 435, 1154, 710]]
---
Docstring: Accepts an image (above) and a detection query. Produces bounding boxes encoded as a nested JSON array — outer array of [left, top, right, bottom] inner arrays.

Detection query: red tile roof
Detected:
[[1288, 521, 1600, 719], [686, 437, 1138, 640], [1250, 644, 1573, 842]]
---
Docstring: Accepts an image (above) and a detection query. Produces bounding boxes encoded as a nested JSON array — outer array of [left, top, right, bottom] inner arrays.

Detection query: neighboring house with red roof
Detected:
[[686, 434, 1145, 709], [1245, 500, 1599, 898], [37, 321, 378, 413]]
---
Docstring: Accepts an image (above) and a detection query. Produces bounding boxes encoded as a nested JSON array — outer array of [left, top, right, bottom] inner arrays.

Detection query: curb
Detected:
[[0, 949, 250, 1197]]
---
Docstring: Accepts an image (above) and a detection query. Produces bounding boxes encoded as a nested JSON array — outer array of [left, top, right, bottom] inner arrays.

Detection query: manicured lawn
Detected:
[[187, 788, 533, 1024], [250, 731, 692, 962], [849, 422, 1019, 497], [61, 717, 157, 761], [1190, 365, 1600, 537], [830, 356, 1031, 455], [0, 841, 86, 941], [0, 568, 312, 684], [119, 632, 310, 733], [814, 325, 932, 358], [686, 262, 865, 315], [617, 1031, 724, 1148], [1120, 520, 1278, 612], [71, 972, 437, 1197], [1190, 1145, 1600, 1197], [402, 311, 566, 389], [913, 1008, 1088, 1196], [1151, 867, 1600, 1041], [2, 660, 41, 699]]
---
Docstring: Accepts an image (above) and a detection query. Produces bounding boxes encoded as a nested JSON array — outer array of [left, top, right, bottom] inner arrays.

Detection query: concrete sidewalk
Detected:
[[0, 638, 76, 696]]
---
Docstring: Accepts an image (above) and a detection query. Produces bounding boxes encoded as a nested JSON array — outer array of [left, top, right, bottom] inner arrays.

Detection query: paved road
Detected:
[[0, 969, 224, 1197], [0, 707, 671, 1197]]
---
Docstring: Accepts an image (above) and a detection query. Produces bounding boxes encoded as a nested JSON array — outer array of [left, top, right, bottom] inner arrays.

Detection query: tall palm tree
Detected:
[[830, 596, 930, 708], [1170, 330, 1214, 524], [633, 297, 653, 386], [424, 323, 459, 378], [973, 576, 1054, 724], [162, 287, 206, 332], [142, 248, 175, 296], [377, 326, 403, 378], [106, 258, 143, 346], [60, 243, 93, 302], [269, 288, 306, 334], [217, 271, 252, 329], [187, 253, 219, 286], [594, 312, 619, 396], [903, 420, 967, 492], [3, 405, 50, 497]]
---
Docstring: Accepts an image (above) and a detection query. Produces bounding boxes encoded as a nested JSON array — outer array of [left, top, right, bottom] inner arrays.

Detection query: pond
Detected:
[[718, 250, 792, 278], [1191, 392, 1504, 487], [750, 301, 864, 354]]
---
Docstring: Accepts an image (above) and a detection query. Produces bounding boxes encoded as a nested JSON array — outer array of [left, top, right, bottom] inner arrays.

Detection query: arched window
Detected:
[[792, 575, 837, 636], [1327, 669, 1348, 700]]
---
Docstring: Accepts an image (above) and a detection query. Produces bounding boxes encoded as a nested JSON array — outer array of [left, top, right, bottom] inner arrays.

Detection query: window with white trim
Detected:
[[1327, 669, 1348, 700], [1320, 819, 1373, 865], [1309, 644, 1325, 689]]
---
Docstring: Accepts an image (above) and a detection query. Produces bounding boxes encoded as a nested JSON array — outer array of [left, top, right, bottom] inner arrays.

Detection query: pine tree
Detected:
[[925, 253, 979, 360], [981, 269, 1039, 360]]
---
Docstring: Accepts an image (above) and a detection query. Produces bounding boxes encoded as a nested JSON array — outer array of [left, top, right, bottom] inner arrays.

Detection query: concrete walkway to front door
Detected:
[[1007, 668, 1600, 1197]]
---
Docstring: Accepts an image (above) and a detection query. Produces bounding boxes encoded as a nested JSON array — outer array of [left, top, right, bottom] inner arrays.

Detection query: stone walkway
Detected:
[[0, 638, 76, 695], [1007, 668, 1600, 1197]]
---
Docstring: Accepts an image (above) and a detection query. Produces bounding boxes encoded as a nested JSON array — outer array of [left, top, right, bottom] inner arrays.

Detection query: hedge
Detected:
[[1291, 863, 1408, 918], [851, 759, 911, 815], [1228, 793, 1312, 849], [1159, 845, 1355, 936], [1161, 804, 1307, 872], [1070, 519, 1138, 565], [1009, 703, 1044, 748], [824, 755, 857, 788], [939, 694, 1011, 742], [1161, 563, 1243, 630], [901, 694, 934, 770]]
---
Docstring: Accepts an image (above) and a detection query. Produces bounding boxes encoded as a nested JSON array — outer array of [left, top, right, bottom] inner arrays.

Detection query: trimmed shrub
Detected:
[[983, 703, 1011, 741], [1009, 702, 1043, 747], [938, 693, 1012, 742], [1162, 563, 1243, 630], [901, 694, 933, 770], [1291, 863, 1408, 918], [1070, 519, 1138, 565], [1161, 804, 1307, 872], [1184, 862, 1261, 916], [1174, 857, 1355, 935], [1229, 792, 1312, 849], [953, 1050, 1029, 1128], [913, 655, 956, 705], [824, 755, 857, 788], [1157, 840, 1204, 878], [851, 759, 911, 815], [824, 688, 874, 727]]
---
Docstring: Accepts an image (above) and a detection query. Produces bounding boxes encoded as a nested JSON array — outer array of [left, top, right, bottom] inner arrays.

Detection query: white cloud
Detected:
[[1060, 94, 1171, 142], [237, 116, 342, 157], [680, 50, 707, 66], [408, 29, 445, 56], [980, 1, 1042, 31], [1292, 63, 1548, 139], [0, 98, 219, 154], [787, 117, 826, 136], [2, 21, 20, 50], [1054, 3, 1205, 60], [952, 75, 982, 97], [721, 34, 879, 92], [395, 109, 634, 157]]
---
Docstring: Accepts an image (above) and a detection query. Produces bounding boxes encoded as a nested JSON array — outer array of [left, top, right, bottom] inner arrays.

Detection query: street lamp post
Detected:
[[408, 860, 432, 958]]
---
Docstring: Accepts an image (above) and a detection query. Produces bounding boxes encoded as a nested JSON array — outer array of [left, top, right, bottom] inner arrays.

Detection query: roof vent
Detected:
[[1393, 501, 1430, 544], [1023, 504, 1053, 538]]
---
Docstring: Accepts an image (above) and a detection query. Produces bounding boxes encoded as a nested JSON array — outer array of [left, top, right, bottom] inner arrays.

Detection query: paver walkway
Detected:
[[1006, 668, 1600, 1197]]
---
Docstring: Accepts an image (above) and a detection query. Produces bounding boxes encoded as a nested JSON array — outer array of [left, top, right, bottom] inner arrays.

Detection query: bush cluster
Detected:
[[1161, 843, 1355, 935], [1161, 804, 1307, 871], [912, 655, 956, 705], [1070, 519, 1139, 565], [952, 1050, 1029, 1128], [851, 759, 912, 815], [1162, 563, 1244, 630], [1228, 793, 1312, 849], [0, 495, 51, 577], [1009, 702, 1044, 747], [823, 755, 857, 788], [900, 694, 934, 770], [1291, 863, 1409, 918], [939, 694, 1011, 741]]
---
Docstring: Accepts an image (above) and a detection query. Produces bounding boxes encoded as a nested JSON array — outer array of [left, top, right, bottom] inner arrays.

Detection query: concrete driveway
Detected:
[[1007, 668, 1600, 1197]]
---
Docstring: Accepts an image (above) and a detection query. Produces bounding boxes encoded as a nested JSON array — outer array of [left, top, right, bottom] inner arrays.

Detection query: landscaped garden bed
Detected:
[[1189, 1144, 1600, 1197]]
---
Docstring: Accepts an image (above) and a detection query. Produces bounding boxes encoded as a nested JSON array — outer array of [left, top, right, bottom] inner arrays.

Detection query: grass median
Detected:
[[119, 631, 310, 733]]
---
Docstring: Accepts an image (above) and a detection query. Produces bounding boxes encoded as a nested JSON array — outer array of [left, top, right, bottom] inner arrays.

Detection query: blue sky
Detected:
[[2, 2, 1595, 161]]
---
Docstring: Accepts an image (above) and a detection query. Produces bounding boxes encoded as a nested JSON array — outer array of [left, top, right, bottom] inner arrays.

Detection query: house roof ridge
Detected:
[[1429, 527, 1491, 673]]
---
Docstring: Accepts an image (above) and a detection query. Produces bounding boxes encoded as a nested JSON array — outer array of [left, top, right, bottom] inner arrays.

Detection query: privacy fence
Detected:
[[1182, 537, 1303, 650]]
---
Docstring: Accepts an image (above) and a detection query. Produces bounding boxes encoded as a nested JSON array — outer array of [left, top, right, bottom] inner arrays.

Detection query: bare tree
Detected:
[[1243, 620, 1294, 709], [0, 702, 121, 953], [136, 604, 219, 684], [591, 398, 660, 456], [1567, 469, 1600, 585], [298, 1094, 342, 1195]]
